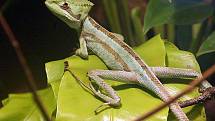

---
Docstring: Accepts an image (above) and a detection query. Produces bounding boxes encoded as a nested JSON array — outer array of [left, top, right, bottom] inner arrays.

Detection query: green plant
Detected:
[[0, 0, 214, 120], [102, 0, 215, 73], [0, 35, 206, 121]]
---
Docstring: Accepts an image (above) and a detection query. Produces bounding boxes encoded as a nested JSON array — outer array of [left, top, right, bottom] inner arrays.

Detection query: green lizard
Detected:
[[45, 0, 212, 120]]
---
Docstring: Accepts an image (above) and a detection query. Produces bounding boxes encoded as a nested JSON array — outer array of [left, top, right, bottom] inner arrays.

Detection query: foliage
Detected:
[[1, 0, 214, 120], [0, 35, 206, 120], [197, 31, 215, 57], [143, 0, 213, 34], [0, 88, 56, 121], [102, 0, 215, 71]]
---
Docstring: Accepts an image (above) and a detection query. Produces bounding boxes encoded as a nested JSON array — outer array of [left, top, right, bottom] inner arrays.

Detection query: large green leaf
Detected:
[[45, 59, 65, 99], [196, 31, 215, 57], [131, 7, 145, 44], [56, 58, 169, 121], [170, 0, 213, 25], [143, 0, 173, 34], [46, 35, 205, 121], [165, 41, 201, 71], [143, 0, 213, 34], [164, 41, 205, 120], [134, 34, 166, 66], [0, 87, 56, 121]]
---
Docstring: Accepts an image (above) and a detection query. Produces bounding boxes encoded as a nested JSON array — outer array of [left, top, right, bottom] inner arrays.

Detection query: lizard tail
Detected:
[[169, 102, 189, 121]]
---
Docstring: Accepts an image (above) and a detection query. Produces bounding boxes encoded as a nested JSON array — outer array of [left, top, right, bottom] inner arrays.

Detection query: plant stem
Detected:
[[189, 20, 208, 54], [168, 24, 175, 42], [179, 87, 215, 108], [116, 0, 135, 46], [163, 24, 168, 39], [102, 0, 121, 34], [0, 12, 51, 121], [190, 9, 215, 54], [131, 7, 145, 45]]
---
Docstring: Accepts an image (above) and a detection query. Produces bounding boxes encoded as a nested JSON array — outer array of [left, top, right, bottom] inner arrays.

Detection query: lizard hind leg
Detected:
[[87, 70, 139, 112], [88, 82, 115, 113], [150, 67, 212, 92]]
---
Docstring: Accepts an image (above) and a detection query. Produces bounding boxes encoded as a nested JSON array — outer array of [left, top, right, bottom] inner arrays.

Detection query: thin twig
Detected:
[[179, 87, 215, 108], [134, 64, 215, 121], [64, 61, 94, 95], [0, 12, 51, 121]]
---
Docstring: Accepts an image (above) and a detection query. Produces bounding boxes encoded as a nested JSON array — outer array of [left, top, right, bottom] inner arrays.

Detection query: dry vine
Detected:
[[0, 12, 51, 121]]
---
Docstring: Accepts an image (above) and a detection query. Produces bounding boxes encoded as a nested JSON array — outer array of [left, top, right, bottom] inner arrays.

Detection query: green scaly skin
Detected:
[[45, 0, 93, 29]]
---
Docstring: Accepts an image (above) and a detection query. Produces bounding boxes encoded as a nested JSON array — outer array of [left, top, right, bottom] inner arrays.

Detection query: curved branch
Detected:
[[0, 12, 51, 121]]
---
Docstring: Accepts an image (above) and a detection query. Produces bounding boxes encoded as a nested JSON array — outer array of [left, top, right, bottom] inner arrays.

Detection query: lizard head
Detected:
[[45, 0, 94, 29]]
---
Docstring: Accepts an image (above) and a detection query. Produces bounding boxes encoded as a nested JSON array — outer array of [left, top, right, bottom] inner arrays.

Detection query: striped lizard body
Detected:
[[81, 17, 189, 121], [45, 0, 213, 120]]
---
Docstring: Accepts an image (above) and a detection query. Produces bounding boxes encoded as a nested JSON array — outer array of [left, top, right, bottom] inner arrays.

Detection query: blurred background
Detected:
[[0, 0, 215, 120]]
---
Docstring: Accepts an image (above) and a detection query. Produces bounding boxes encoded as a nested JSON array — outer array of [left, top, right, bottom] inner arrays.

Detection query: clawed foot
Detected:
[[179, 87, 215, 108], [89, 83, 112, 113], [89, 82, 101, 95], [94, 103, 110, 114]]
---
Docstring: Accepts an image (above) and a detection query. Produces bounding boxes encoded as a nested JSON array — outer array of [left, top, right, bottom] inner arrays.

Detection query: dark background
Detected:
[[0, 0, 79, 96], [0, 0, 108, 97]]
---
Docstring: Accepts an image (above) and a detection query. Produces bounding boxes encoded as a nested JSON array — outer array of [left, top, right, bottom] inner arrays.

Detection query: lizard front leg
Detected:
[[75, 36, 89, 59]]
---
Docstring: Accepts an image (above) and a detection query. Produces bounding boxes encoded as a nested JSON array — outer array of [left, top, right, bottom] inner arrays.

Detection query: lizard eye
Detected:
[[63, 2, 68, 6], [60, 2, 69, 10]]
